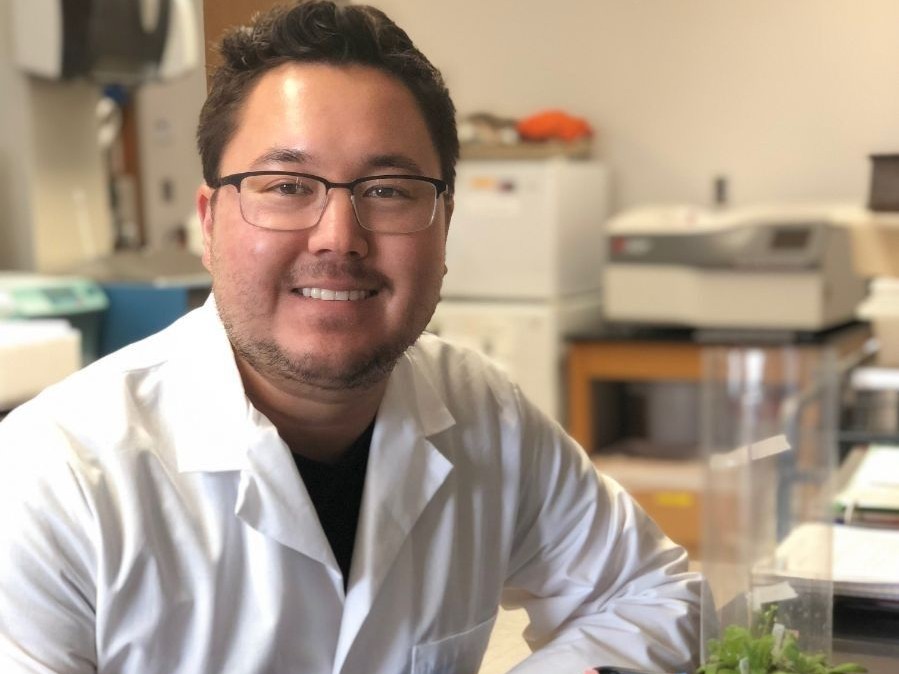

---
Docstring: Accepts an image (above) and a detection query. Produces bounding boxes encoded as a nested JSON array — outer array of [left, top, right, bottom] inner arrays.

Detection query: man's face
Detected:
[[197, 63, 451, 392]]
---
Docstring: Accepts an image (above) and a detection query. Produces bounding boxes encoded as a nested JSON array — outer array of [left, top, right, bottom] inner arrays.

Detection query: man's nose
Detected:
[[307, 188, 369, 257]]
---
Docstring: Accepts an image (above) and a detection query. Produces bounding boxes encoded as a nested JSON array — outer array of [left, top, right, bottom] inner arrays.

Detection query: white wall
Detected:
[[370, 0, 899, 212], [0, 0, 36, 269]]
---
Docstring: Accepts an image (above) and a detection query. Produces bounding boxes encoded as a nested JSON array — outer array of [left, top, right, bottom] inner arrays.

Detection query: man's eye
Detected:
[[364, 185, 407, 199], [276, 182, 297, 194], [257, 179, 319, 199], [270, 181, 306, 195]]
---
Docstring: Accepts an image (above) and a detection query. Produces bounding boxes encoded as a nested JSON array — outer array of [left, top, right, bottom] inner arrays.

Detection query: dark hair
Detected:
[[197, 1, 459, 190]]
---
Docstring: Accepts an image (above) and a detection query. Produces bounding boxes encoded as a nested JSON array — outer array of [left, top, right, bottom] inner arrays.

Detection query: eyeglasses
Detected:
[[212, 171, 449, 234]]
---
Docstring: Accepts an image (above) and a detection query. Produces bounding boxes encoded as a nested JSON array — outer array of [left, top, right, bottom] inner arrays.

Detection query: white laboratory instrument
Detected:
[[0, 273, 108, 364], [432, 159, 609, 420], [0, 273, 108, 409], [443, 158, 609, 300], [603, 205, 868, 332]]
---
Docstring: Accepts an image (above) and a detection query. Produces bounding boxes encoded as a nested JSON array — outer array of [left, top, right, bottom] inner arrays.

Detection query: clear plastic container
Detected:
[[700, 344, 839, 664]]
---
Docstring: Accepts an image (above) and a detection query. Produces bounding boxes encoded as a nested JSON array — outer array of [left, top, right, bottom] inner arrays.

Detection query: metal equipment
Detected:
[[604, 205, 868, 333]]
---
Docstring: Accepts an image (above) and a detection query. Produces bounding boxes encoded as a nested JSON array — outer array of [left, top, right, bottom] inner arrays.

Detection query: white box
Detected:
[[443, 158, 609, 300]]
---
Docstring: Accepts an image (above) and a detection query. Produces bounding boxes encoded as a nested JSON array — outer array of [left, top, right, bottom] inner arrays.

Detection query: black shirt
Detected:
[[291, 422, 374, 589]]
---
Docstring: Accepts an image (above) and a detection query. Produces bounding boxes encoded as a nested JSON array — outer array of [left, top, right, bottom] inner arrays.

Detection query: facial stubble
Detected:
[[212, 248, 442, 393]]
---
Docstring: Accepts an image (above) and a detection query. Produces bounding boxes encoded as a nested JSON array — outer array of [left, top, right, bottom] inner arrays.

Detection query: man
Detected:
[[0, 2, 701, 673]]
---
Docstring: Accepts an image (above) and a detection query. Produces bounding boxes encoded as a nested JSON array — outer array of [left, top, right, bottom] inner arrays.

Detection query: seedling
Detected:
[[696, 606, 866, 674]]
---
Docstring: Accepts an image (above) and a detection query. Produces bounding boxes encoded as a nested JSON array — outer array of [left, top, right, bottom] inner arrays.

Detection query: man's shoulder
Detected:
[[0, 305, 218, 451], [411, 331, 511, 379], [43, 305, 206, 399], [406, 332, 523, 415]]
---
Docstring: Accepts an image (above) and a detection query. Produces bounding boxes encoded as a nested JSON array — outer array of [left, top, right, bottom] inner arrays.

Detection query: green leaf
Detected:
[[698, 606, 868, 674], [756, 605, 778, 637]]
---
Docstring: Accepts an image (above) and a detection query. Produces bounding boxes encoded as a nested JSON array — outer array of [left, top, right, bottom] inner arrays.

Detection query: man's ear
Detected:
[[196, 185, 216, 272]]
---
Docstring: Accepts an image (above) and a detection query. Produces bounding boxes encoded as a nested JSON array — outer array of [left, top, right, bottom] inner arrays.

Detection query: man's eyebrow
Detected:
[[250, 148, 313, 167], [248, 150, 428, 175], [366, 154, 426, 175]]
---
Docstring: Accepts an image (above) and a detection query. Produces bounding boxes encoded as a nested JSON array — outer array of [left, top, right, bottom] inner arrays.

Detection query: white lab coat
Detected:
[[0, 300, 701, 674]]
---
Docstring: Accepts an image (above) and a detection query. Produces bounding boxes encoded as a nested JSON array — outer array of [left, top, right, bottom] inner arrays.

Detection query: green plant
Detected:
[[696, 606, 866, 674]]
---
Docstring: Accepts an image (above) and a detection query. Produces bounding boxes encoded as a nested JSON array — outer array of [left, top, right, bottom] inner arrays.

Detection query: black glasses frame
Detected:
[[212, 171, 449, 197]]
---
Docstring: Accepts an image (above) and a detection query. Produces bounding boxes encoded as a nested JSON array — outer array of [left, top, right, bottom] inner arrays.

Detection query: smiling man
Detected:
[[0, 2, 701, 673], [198, 60, 450, 461]]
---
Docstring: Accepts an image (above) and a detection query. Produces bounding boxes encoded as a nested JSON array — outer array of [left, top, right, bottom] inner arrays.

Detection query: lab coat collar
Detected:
[[168, 299, 334, 567], [170, 298, 457, 470], [235, 411, 336, 571], [169, 299, 460, 660]]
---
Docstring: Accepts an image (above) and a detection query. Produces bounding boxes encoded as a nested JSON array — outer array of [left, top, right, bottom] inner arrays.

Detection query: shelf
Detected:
[[459, 138, 592, 161]]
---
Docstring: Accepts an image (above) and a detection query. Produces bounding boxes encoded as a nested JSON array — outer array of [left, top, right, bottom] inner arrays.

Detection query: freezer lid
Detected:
[[608, 221, 830, 271]]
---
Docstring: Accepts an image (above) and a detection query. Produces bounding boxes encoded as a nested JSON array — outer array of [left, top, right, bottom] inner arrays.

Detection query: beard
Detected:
[[209, 230, 445, 392], [215, 277, 441, 392], [222, 315, 419, 391]]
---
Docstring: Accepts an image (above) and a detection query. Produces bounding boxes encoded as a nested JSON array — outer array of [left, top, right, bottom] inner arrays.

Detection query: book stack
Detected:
[[834, 445, 899, 527], [764, 522, 899, 602]]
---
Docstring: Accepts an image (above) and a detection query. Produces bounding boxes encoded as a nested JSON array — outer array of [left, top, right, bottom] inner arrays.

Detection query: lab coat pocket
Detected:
[[411, 613, 497, 674]]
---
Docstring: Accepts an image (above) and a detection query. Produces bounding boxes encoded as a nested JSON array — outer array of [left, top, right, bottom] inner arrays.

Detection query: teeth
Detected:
[[299, 288, 373, 301]]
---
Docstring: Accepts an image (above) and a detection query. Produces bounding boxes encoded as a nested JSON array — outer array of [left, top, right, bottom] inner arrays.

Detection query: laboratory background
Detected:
[[2, 1, 899, 672]]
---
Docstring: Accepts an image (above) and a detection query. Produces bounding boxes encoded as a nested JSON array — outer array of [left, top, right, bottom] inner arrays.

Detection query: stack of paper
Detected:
[[834, 445, 899, 526], [760, 522, 899, 602]]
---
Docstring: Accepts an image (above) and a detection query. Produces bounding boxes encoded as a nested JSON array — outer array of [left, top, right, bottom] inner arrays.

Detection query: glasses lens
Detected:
[[238, 174, 326, 230], [353, 177, 438, 233]]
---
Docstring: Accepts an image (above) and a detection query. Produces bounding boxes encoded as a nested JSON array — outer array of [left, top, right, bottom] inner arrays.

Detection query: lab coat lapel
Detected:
[[172, 301, 336, 571], [333, 351, 455, 672], [235, 415, 337, 571]]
